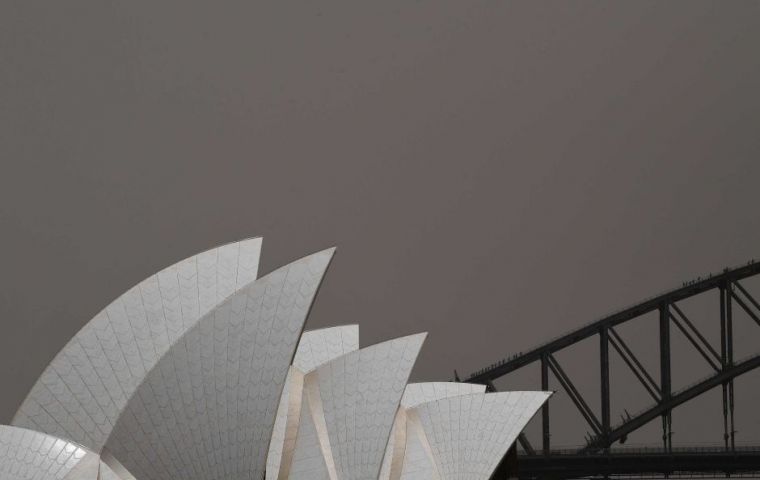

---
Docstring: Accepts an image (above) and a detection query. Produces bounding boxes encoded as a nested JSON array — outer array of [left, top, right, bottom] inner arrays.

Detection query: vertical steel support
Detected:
[[727, 283, 736, 451], [720, 285, 729, 450], [600, 327, 611, 450], [541, 354, 550, 455], [660, 304, 672, 452]]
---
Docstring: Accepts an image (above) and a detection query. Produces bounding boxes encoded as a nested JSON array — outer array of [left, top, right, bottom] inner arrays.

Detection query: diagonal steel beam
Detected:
[[518, 433, 536, 456], [546, 354, 602, 436], [669, 312, 721, 372], [609, 327, 661, 396], [735, 280, 760, 313], [608, 333, 661, 402], [584, 353, 760, 451], [670, 303, 721, 363], [730, 289, 760, 327]]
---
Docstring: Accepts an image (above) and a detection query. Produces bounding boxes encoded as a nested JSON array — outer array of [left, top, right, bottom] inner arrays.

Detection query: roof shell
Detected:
[[286, 333, 427, 480], [401, 382, 487, 409], [293, 325, 359, 374], [13, 239, 262, 451], [0, 425, 90, 480], [102, 248, 334, 480], [415, 391, 551, 480], [0, 425, 137, 480], [380, 382, 486, 480], [267, 325, 360, 480]]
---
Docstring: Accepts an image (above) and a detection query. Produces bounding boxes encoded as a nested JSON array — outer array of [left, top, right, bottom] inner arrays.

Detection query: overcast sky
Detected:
[[1, 1, 759, 449]]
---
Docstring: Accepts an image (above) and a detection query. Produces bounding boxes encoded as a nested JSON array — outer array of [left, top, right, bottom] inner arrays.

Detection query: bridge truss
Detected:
[[464, 260, 760, 479]]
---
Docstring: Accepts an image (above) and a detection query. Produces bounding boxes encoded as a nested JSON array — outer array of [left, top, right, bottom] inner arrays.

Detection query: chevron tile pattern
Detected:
[[416, 392, 551, 480], [267, 325, 359, 480], [0, 426, 134, 480], [103, 249, 335, 480], [401, 383, 486, 410], [0, 426, 89, 480], [293, 325, 359, 374], [13, 239, 262, 451], [6, 239, 551, 480], [313, 334, 427, 480]]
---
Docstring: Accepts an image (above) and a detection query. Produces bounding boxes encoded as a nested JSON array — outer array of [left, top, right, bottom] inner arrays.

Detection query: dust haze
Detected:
[[1, 1, 760, 448]]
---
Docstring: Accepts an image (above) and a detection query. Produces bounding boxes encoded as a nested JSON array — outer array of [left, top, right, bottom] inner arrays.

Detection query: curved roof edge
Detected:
[[0, 425, 93, 480], [414, 390, 551, 479], [13, 238, 263, 451], [401, 381, 487, 409], [380, 382, 488, 479], [290, 332, 427, 480], [103, 248, 335, 480], [293, 324, 360, 373], [267, 324, 359, 480]]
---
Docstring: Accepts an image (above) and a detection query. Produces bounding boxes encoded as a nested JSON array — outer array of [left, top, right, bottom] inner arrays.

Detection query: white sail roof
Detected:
[[267, 325, 360, 480], [415, 391, 551, 480], [13, 239, 262, 451], [0, 426, 136, 480], [380, 382, 486, 480], [8, 237, 552, 480], [284, 333, 427, 480], [293, 325, 360, 374], [401, 382, 486, 409], [102, 248, 335, 480], [0, 425, 90, 480]]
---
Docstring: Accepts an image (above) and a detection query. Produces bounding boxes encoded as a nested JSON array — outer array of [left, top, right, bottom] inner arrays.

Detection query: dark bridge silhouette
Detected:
[[464, 260, 760, 479]]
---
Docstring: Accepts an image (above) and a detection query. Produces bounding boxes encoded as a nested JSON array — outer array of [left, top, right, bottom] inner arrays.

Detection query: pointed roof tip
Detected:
[[485, 390, 554, 406], [298, 245, 336, 257], [309, 245, 338, 261], [526, 390, 555, 397], [532, 389, 554, 402], [330, 331, 428, 357], [294, 324, 361, 372], [211, 235, 263, 249], [312, 245, 338, 266], [401, 382, 488, 409], [303, 323, 359, 333], [251, 245, 336, 287], [391, 331, 428, 347], [404, 331, 428, 346], [405, 380, 484, 388]]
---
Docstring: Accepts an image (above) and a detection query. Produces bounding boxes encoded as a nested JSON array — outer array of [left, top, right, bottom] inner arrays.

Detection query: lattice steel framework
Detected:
[[464, 260, 760, 478]]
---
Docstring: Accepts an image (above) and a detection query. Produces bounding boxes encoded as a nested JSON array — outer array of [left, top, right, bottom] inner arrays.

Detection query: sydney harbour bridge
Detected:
[[464, 260, 760, 479]]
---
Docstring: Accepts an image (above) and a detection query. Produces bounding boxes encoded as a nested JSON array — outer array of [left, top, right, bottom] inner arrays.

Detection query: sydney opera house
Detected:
[[1, 238, 550, 480]]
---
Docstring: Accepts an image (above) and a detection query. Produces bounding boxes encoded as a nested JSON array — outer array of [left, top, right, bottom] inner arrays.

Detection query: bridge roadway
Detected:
[[514, 446, 760, 479]]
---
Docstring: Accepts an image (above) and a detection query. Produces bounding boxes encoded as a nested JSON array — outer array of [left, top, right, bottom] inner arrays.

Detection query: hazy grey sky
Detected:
[[1, 1, 759, 448]]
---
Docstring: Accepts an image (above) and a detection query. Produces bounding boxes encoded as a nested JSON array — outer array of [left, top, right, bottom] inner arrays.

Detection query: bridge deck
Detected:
[[516, 447, 760, 479]]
